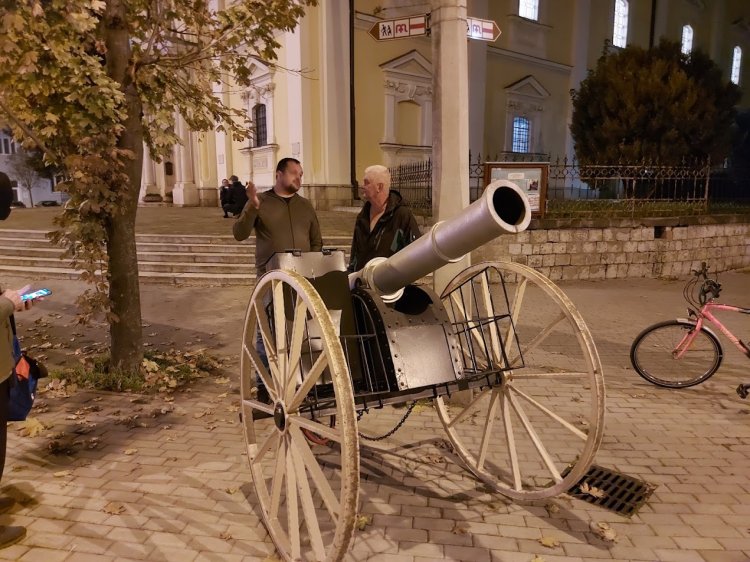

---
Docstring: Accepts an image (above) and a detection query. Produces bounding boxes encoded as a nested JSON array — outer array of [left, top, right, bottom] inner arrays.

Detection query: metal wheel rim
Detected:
[[240, 270, 360, 562], [436, 261, 606, 500]]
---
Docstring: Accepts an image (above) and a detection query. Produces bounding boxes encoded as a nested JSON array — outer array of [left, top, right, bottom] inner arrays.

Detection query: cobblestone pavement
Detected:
[[1, 269, 749, 562]]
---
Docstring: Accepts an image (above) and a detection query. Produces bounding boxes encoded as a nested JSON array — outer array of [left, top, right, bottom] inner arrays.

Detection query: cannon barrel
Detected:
[[352, 179, 531, 297]]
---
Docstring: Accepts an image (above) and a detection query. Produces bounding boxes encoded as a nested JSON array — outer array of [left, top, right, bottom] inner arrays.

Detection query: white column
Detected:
[[172, 114, 200, 206], [286, 29, 305, 169], [565, 0, 591, 162], [431, 0, 471, 293]]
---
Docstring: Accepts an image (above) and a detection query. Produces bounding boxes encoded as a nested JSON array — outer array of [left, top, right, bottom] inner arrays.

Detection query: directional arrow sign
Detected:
[[466, 17, 501, 42], [368, 15, 428, 41]]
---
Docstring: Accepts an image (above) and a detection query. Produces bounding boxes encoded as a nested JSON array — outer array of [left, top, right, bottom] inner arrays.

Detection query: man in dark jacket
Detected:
[[233, 158, 322, 274], [348, 165, 421, 272], [222, 175, 248, 217], [219, 178, 230, 218]]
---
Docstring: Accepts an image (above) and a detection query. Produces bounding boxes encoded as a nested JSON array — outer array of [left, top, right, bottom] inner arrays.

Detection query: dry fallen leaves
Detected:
[[53, 470, 73, 478], [16, 417, 48, 437], [538, 535, 561, 548], [102, 502, 126, 515], [354, 514, 372, 531], [590, 521, 618, 542], [124, 448, 138, 455], [531, 556, 546, 562], [579, 482, 606, 498], [451, 523, 469, 535], [219, 531, 232, 540]]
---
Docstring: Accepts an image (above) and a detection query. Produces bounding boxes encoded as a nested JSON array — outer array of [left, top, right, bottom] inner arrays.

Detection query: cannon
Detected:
[[239, 180, 606, 562]]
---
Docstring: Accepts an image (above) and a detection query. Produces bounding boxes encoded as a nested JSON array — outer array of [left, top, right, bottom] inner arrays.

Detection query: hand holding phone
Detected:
[[21, 288, 52, 301]]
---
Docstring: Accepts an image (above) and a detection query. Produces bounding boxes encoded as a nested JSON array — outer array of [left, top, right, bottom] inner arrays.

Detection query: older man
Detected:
[[348, 164, 421, 272]]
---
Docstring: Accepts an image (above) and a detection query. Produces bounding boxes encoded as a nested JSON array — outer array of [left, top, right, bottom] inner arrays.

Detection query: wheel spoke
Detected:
[[289, 425, 340, 523], [285, 296, 308, 403], [285, 439, 301, 560], [292, 416, 345, 444], [446, 388, 491, 428], [500, 391, 522, 491], [288, 353, 329, 412], [242, 343, 277, 401], [272, 281, 289, 384], [269, 436, 287, 520], [512, 371, 589, 379], [290, 443, 327, 562], [510, 386, 588, 440], [254, 303, 283, 392], [477, 390, 501, 470], [506, 311, 566, 365], [242, 398, 274, 416], [507, 391, 562, 483], [503, 278, 527, 358], [250, 426, 280, 465]]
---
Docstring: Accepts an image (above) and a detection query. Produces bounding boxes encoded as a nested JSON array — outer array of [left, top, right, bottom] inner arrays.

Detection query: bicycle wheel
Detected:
[[630, 319, 723, 388]]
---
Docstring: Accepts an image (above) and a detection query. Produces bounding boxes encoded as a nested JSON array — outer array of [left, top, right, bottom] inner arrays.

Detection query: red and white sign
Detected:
[[368, 15, 428, 41], [466, 17, 501, 42]]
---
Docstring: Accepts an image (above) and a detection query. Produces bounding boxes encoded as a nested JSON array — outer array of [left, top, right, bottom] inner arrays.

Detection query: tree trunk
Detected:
[[104, 0, 144, 372]]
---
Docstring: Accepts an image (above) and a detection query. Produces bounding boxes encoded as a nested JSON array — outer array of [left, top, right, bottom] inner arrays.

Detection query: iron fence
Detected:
[[389, 153, 747, 217]]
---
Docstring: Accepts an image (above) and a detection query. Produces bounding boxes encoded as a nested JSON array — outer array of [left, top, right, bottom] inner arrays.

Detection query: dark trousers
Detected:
[[0, 377, 8, 482]]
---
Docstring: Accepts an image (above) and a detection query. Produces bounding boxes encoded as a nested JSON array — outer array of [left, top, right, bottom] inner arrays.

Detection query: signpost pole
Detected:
[[430, 0, 471, 294]]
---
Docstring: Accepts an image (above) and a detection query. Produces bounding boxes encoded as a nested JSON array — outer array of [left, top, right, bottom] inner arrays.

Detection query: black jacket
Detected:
[[348, 190, 421, 272], [225, 181, 248, 214]]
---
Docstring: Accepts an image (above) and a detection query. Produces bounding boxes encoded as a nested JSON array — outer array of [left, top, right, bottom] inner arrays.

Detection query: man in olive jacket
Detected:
[[233, 158, 323, 274], [348, 164, 421, 273], [0, 171, 32, 548]]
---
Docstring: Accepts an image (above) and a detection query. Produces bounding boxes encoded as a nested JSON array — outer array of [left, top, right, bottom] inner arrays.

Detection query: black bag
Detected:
[[8, 315, 47, 422]]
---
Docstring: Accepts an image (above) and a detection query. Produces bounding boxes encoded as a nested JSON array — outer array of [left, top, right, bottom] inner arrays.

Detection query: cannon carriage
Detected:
[[239, 181, 606, 562]]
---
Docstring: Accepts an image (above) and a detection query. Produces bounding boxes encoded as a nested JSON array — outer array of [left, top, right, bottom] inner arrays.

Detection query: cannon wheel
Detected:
[[436, 261, 605, 500], [240, 270, 359, 562]]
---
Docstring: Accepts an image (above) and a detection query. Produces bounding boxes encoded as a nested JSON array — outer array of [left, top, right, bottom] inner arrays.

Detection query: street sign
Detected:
[[368, 15, 428, 41], [466, 17, 501, 42]]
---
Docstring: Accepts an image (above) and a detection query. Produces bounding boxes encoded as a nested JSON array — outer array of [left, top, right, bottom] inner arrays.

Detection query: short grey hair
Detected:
[[364, 165, 391, 190]]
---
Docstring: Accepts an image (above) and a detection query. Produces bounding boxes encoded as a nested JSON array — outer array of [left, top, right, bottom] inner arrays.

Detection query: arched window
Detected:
[[612, 0, 629, 48], [253, 104, 267, 148], [519, 0, 539, 21], [512, 117, 530, 153], [731, 46, 742, 85], [681, 25, 693, 55]]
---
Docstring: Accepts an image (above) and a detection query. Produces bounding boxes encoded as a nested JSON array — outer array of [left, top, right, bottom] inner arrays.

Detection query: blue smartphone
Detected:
[[21, 288, 52, 301]]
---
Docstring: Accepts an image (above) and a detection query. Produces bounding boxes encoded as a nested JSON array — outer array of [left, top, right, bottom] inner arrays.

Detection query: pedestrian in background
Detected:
[[219, 178, 230, 218], [222, 175, 248, 218]]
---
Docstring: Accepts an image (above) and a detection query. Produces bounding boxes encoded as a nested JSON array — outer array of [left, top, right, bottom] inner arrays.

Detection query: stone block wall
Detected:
[[472, 218, 750, 281]]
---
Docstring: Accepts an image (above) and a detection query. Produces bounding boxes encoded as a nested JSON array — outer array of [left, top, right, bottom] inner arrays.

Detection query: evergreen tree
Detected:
[[571, 40, 741, 166]]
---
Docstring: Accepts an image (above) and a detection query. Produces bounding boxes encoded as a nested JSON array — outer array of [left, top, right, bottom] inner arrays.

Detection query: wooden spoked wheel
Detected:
[[436, 262, 605, 500], [240, 270, 359, 562]]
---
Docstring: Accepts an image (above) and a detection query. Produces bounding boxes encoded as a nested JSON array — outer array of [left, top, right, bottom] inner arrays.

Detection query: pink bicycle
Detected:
[[630, 262, 750, 398]]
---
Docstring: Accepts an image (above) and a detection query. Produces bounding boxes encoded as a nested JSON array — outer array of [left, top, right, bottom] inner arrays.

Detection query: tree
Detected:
[[571, 40, 742, 165], [0, 0, 315, 373], [5, 142, 57, 207]]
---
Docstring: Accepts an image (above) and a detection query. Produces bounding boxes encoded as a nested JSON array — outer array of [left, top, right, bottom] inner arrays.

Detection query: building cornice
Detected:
[[487, 46, 572, 74]]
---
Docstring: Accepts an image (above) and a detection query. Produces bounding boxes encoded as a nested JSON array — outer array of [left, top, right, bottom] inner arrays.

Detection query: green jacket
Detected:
[[0, 290, 15, 383], [348, 190, 421, 273], [233, 190, 323, 273]]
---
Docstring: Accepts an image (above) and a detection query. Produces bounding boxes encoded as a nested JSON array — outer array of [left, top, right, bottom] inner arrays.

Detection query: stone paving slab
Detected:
[[0, 270, 749, 561]]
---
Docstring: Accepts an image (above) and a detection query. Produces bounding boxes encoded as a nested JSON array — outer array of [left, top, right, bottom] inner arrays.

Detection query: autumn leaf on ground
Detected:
[[531, 556, 546, 562], [102, 502, 126, 515], [354, 514, 372, 531], [545, 502, 560, 515], [54, 470, 73, 478], [214, 377, 230, 385], [590, 521, 618, 542], [123, 448, 138, 455], [579, 482, 606, 498], [16, 418, 48, 437], [225, 487, 238, 495], [262, 555, 282, 562], [219, 531, 232, 540], [142, 359, 160, 373], [538, 535, 561, 548], [451, 523, 469, 535]]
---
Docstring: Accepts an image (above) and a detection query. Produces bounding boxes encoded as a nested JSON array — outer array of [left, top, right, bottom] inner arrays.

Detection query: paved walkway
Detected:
[[1, 269, 749, 561]]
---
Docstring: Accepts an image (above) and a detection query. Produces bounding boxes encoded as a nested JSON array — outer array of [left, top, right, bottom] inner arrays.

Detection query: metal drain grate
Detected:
[[564, 464, 657, 517]]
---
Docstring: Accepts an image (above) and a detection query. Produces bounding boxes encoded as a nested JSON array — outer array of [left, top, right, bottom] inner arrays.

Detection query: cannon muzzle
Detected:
[[350, 179, 531, 298]]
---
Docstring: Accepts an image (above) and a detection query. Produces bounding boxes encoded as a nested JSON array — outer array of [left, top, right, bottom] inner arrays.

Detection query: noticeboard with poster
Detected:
[[483, 162, 548, 218]]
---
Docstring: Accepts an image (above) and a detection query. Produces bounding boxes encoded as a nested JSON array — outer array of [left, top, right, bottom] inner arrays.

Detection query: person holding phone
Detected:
[[0, 171, 30, 548]]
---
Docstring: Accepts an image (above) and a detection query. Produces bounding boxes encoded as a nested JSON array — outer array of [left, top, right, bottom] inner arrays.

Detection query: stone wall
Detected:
[[471, 216, 750, 281]]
